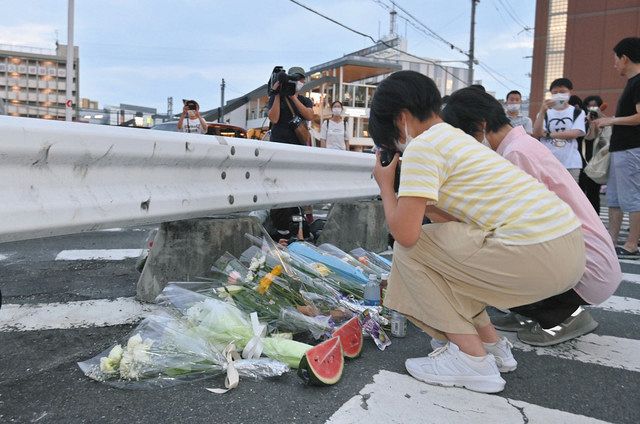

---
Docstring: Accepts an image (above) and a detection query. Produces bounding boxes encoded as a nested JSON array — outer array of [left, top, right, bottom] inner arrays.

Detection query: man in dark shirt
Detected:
[[596, 37, 640, 258], [266, 66, 315, 241], [267, 66, 314, 145]]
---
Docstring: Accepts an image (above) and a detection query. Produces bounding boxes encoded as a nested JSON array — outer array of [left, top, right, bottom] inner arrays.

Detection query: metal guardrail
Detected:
[[0, 116, 379, 243]]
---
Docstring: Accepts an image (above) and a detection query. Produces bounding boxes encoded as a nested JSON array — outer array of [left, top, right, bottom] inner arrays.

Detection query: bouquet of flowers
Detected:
[[156, 284, 312, 368], [78, 309, 289, 389]]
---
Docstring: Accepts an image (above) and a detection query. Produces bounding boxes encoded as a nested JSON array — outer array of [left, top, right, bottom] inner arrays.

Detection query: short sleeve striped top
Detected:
[[398, 122, 581, 245]]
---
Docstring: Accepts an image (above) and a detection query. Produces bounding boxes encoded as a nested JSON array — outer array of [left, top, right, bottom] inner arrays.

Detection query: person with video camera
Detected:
[[177, 99, 208, 134], [266, 66, 315, 243], [267, 66, 314, 146]]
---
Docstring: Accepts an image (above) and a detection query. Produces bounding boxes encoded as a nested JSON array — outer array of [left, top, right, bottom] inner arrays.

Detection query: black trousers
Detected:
[[510, 289, 589, 329], [579, 170, 601, 214]]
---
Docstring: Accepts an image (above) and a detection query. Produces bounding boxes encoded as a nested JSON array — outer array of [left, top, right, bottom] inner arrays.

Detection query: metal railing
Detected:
[[0, 116, 379, 243]]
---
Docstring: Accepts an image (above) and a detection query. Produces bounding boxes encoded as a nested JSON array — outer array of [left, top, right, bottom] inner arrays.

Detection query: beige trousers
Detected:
[[384, 222, 585, 340]]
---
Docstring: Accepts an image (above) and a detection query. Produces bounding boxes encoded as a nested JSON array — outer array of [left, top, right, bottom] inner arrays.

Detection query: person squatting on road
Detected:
[[369, 71, 586, 394], [442, 87, 621, 347]]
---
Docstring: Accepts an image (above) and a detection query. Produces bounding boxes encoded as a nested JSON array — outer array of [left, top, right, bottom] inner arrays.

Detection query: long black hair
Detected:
[[441, 87, 511, 137], [369, 70, 441, 151]]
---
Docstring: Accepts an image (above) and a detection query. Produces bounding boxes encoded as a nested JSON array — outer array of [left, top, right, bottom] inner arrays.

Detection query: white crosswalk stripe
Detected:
[[55, 249, 144, 261], [0, 297, 158, 331], [327, 370, 609, 424]]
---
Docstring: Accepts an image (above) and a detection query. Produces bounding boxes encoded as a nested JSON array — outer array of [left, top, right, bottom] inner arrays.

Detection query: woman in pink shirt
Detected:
[[442, 87, 621, 346]]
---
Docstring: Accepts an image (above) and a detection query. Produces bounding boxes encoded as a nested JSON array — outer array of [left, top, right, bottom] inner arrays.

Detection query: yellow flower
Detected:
[[311, 263, 331, 277], [257, 265, 283, 294]]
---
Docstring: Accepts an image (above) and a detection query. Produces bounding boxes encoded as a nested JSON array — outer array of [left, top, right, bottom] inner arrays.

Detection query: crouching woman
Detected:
[[369, 71, 585, 393]]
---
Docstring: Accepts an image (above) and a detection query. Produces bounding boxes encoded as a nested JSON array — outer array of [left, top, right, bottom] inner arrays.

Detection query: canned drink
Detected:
[[390, 311, 407, 338]]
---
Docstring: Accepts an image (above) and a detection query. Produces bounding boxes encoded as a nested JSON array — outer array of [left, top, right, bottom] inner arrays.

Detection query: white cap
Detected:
[[381, 273, 389, 279]]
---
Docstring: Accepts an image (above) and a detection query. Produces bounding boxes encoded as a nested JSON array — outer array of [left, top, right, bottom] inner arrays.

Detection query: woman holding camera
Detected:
[[177, 100, 208, 134], [369, 71, 585, 393]]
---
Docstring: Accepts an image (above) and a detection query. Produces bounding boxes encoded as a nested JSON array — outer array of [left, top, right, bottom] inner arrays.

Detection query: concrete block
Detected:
[[317, 200, 388, 253], [136, 216, 264, 302]]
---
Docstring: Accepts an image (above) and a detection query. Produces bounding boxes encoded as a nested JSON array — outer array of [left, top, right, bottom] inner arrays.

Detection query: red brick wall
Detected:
[[531, 0, 640, 118], [564, 0, 640, 111]]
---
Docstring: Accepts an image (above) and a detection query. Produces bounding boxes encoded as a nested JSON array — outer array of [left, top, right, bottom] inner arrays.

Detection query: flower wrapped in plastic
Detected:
[[78, 309, 289, 389], [349, 247, 392, 275], [287, 241, 369, 285], [156, 284, 312, 368]]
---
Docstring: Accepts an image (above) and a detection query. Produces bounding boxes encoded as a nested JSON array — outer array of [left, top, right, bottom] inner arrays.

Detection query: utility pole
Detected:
[[219, 78, 225, 123], [65, 0, 74, 122], [468, 0, 479, 86], [167, 97, 173, 121]]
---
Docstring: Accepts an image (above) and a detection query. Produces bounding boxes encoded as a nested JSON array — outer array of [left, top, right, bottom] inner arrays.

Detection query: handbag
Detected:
[[284, 97, 312, 146], [584, 143, 610, 184]]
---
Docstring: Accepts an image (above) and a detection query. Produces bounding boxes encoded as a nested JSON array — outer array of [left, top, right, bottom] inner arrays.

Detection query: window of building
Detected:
[[543, 0, 568, 96]]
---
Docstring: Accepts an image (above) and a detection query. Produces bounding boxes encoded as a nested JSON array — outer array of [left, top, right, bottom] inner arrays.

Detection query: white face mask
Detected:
[[551, 93, 570, 109], [395, 121, 413, 152], [296, 81, 304, 92], [588, 106, 600, 112], [332, 107, 342, 115], [506, 103, 521, 113]]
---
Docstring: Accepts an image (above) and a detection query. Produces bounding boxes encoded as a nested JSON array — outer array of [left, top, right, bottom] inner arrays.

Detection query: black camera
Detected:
[[378, 148, 402, 192], [588, 110, 598, 120], [289, 115, 304, 129], [268, 66, 297, 97], [182, 99, 197, 110]]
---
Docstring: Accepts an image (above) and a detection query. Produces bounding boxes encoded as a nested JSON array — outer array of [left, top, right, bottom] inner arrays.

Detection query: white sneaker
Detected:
[[405, 342, 506, 393], [483, 337, 517, 373]]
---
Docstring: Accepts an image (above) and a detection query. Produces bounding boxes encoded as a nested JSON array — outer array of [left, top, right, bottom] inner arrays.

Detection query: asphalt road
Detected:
[[1, 218, 639, 423]]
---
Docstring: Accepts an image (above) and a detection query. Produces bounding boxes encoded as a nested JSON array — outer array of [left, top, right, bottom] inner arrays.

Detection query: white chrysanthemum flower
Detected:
[[127, 334, 143, 349], [107, 344, 124, 365], [249, 257, 260, 272], [100, 357, 117, 374]]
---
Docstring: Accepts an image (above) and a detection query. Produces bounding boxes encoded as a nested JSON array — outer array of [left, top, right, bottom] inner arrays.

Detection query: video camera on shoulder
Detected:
[[268, 66, 298, 97]]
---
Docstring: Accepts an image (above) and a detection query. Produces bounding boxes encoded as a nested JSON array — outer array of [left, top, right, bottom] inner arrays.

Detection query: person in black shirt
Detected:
[[266, 66, 315, 241], [267, 66, 314, 145], [595, 37, 640, 258]]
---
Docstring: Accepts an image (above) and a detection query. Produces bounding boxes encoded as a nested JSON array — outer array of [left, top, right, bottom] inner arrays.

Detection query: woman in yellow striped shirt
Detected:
[[369, 71, 585, 394]]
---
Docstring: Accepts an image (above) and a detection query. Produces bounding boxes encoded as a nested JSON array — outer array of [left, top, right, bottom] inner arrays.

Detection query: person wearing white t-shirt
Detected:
[[320, 101, 350, 150], [177, 99, 208, 134], [533, 78, 586, 183]]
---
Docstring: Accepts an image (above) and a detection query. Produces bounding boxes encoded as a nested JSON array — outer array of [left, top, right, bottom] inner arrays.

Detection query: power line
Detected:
[[287, 0, 468, 86], [496, 0, 532, 32], [375, 0, 526, 91]]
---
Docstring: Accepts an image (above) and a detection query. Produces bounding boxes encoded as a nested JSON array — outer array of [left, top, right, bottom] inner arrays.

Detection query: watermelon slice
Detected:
[[332, 316, 363, 359], [297, 337, 344, 386]]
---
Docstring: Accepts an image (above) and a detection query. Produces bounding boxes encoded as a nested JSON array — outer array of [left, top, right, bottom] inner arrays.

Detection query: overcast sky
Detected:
[[1, 0, 535, 112]]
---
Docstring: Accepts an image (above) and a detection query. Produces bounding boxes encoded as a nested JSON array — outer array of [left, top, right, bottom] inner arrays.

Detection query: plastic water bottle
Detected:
[[390, 310, 407, 338], [364, 274, 381, 306], [380, 272, 389, 304]]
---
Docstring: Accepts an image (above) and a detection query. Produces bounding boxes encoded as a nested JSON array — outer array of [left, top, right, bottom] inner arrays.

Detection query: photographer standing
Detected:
[[177, 100, 208, 134], [267, 66, 314, 145], [266, 66, 315, 243]]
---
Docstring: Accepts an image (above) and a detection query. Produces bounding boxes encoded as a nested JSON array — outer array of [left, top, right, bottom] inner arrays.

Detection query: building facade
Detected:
[[0, 43, 80, 120], [531, 0, 640, 115], [209, 36, 469, 149]]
